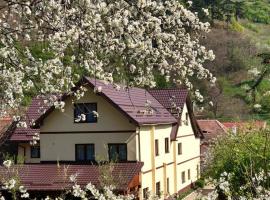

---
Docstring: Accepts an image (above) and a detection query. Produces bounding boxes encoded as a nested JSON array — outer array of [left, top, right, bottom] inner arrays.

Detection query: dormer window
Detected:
[[74, 103, 97, 123]]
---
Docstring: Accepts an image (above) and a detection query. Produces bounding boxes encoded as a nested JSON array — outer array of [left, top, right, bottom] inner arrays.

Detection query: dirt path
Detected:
[[182, 185, 214, 200]]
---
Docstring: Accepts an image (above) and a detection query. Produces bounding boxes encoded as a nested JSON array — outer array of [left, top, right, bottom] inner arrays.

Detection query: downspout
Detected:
[[137, 127, 141, 161]]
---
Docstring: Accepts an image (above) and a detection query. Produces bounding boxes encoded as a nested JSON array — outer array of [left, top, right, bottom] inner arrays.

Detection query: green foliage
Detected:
[[229, 18, 244, 32], [194, 178, 205, 189], [188, 0, 270, 24], [204, 129, 270, 195], [154, 73, 173, 89], [29, 42, 54, 61], [242, 22, 260, 32], [244, 0, 270, 24]]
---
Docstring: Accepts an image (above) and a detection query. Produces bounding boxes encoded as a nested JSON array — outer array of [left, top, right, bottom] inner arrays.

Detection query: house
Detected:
[[197, 120, 227, 166], [1, 77, 203, 199], [222, 121, 267, 134], [0, 116, 14, 162]]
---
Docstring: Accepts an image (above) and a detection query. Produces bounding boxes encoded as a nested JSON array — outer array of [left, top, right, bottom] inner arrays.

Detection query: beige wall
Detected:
[[178, 104, 195, 136], [176, 158, 200, 190], [18, 143, 40, 163], [139, 103, 201, 199], [41, 87, 136, 133], [39, 86, 137, 161], [40, 132, 136, 161]]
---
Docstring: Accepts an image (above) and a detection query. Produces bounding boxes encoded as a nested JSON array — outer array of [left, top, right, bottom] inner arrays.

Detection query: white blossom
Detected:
[[0, 0, 214, 116], [187, 1, 193, 7], [21, 193, 29, 198], [69, 174, 78, 183], [92, 111, 99, 118], [3, 160, 12, 169], [202, 8, 209, 16]]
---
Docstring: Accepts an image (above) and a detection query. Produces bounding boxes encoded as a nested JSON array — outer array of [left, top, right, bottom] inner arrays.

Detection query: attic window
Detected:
[[74, 103, 97, 123]]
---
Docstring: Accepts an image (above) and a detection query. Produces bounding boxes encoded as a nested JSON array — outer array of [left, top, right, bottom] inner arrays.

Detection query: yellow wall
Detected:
[[176, 158, 200, 190], [39, 86, 137, 161], [18, 143, 40, 163], [41, 87, 136, 133], [40, 132, 136, 161], [139, 103, 201, 199]]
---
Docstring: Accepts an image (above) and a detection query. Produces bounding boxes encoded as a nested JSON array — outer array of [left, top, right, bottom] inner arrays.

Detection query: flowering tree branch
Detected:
[[0, 0, 215, 118]]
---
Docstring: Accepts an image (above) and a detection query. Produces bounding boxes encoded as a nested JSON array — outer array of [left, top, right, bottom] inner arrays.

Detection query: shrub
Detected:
[[203, 128, 270, 199], [194, 178, 205, 189], [229, 18, 244, 32]]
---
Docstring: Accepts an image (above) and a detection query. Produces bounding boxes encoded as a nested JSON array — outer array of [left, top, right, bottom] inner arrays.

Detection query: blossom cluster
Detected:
[[0, 0, 215, 118], [202, 170, 270, 200]]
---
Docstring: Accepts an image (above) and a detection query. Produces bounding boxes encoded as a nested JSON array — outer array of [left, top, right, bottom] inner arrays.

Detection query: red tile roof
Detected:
[[0, 117, 11, 133], [149, 89, 203, 139], [222, 121, 267, 130], [148, 89, 188, 116], [0, 117, 12, 144], [34, 77, 177, 128], [8, 78, 199, 141], [0, 162, 143, 191], [9, 97, 45, 141], [197, 120, 227, 142]]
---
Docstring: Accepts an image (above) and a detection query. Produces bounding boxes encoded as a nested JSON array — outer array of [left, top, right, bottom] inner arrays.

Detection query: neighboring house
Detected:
[[0, 117, 11, 137], [1, 77, 203, 199], [222, 121, 267, 134], [197, 120, 227, 165], [0, 116, 14, 162]]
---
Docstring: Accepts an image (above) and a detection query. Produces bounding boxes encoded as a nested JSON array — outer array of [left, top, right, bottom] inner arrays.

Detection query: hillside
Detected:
[[197, 20, 270, 123]]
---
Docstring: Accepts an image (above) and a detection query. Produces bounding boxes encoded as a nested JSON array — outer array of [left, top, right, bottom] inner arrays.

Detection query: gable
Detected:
[[40, 87, 136, 132], [34, 77, 177, 128], [148, 89, 203, 139]]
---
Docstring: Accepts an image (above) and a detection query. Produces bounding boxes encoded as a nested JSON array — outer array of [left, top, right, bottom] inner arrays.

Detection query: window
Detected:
[[143, 187, 149, 199], [181, 171, 186, 184], [185, 112, 189, 125], [167, 178, 169, 194], [75, 144, 95, 161], [74, 103, 97, 123], [188, 169, 191, 180], [165, 137, 169, 153], [156, 182, 160, 197], [108, 144, 127, 161], [178, 143, 182, 155], [31, 146, 40, 158], [155, 139, 159, 156]]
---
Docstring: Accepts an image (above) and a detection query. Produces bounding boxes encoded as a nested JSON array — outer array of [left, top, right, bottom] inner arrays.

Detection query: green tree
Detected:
[[204, 128, 270, 198]]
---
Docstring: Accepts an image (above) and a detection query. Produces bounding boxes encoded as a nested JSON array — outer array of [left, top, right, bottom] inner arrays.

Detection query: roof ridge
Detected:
[[148, 88, 188, 91], [215, 120, 228, 132]]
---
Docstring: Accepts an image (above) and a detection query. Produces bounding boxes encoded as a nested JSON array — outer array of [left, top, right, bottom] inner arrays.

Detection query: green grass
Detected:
[[241, 21, 270, 51]]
